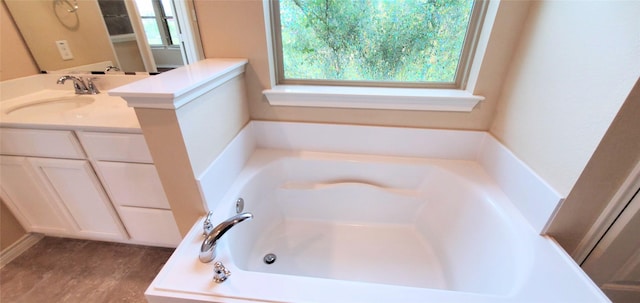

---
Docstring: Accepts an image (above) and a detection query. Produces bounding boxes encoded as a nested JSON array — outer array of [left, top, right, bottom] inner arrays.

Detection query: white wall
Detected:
[[490, 0, 640, 196]]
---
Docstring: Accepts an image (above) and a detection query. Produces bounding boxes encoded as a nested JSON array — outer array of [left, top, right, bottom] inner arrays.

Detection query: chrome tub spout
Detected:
[[199, 212, 253, 263]]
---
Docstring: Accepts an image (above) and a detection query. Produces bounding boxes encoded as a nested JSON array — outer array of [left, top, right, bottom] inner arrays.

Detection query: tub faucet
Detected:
[[199, 212, 253, 263], [56, 75, 100, 94]]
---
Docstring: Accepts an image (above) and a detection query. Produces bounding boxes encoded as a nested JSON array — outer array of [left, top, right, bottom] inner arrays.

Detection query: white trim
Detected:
[[262, 0, 277, 88], [263, 85, 483, 112], [124, 0, 158, 73], [464, 0, 498, 94], [0, 233, 44, 268], [110, 33, 137, 43], [573, 159, 640, 264], [172, 0, 205, 65]]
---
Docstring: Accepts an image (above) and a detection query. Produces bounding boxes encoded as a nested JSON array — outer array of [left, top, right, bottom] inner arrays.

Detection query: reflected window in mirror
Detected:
[[136, 0, 179, 48]]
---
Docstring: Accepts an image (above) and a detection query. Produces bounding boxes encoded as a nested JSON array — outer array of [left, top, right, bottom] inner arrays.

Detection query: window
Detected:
[[271, 0, 487, 89], [135, 0, 180, 47]]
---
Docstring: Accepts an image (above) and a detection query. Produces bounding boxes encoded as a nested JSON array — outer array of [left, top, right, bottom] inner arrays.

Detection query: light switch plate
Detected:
[[55, 40, 74, 60]]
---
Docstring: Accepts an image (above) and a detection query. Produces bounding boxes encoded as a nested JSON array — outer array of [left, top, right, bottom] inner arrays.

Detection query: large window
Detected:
[[271, 0, 486, 89]]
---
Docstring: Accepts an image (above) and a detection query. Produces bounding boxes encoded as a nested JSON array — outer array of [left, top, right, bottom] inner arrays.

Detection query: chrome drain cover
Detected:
[[263, 253, 277, 264]]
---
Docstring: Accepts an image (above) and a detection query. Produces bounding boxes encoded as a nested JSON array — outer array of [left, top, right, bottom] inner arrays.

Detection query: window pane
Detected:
[[161, 0, 174, 17], [278, 0, 475, 84], [141, 18, 163, 45], [134, 0, 155, 17], [167, 19, 180, 46]]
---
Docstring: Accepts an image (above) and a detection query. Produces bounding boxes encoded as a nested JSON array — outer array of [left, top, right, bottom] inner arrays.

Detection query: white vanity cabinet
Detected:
[[0, 128, 127, 241], [0, 128, 181, 247], [77, 131, 182, 247]]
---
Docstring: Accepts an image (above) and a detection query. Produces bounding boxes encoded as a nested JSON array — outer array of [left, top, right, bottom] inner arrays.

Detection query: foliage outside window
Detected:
[[136, 0, 180, 47], [272, 0, 484, 88]]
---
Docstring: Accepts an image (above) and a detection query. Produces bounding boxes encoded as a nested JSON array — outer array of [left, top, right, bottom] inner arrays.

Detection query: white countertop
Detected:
[[0, 74, 147, 133], [109, 58, 248, 109]]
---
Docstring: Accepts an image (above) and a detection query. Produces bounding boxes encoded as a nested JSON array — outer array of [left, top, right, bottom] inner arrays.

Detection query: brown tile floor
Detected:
[[0, 236, 174, 303]]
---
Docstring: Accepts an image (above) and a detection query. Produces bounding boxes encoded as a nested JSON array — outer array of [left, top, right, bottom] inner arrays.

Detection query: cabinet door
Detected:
[[0, 156, 73, 235], [28, 158, 126, 240], [117, 207, 182, 247], [96, 161, 170, 209]]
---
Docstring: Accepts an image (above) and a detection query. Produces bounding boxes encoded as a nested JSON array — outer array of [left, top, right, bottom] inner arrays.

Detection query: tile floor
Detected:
[[0, 236, 174, 303]]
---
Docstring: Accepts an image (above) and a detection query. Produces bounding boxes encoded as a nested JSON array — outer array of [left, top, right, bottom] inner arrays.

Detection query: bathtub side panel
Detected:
[[251, 121, 484, 160], [197, 123, 257, 211]]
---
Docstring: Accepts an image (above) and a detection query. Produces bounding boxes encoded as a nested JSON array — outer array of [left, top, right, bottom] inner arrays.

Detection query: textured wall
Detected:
[[0, 2, 39, 81], [490, 1, 640, 196], [4, 0, 117, 71]]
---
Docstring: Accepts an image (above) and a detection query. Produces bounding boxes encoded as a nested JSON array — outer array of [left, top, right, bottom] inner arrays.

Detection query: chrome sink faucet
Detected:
[[199, 212, 253, 263], [56, 75, 100, 95]]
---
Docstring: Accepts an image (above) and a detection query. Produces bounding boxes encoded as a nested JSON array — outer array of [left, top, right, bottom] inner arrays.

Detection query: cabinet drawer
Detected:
[[0, 128, 85, 159], [77, 132, 152, 163], [118, 207, 182, 247], [96, 161, 170, 209]]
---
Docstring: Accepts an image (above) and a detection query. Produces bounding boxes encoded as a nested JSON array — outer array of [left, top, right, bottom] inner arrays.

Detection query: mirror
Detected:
[[4, 0, 203, 73]]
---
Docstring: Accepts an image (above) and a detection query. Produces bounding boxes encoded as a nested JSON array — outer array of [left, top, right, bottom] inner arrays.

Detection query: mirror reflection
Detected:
[[5, 0, 203, 73]]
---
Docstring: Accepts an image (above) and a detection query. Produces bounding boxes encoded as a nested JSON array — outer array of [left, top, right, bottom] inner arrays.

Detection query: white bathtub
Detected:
[[146, 139, 607, 302], [228, 150, 527, 295]]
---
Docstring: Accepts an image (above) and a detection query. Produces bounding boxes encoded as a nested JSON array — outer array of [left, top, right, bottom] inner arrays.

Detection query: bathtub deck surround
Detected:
[[145, 121, 608, 303], [109, 58, 250, 235]]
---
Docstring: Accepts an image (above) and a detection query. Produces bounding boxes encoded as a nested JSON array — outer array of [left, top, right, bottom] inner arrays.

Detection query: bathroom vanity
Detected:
[[0, 74, 181, 247]]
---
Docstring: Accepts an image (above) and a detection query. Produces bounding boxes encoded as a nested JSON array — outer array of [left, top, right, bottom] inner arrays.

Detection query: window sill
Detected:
[[263, 85, 484, 112]]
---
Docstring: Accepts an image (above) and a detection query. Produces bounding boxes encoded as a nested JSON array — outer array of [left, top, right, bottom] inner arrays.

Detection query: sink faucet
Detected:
[[199, 212, 253, 263], [56, 75, 100, 95], [104, 65, 120, 72]]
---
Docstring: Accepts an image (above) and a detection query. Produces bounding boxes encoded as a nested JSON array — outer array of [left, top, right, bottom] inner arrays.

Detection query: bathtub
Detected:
[[146, 126, 608, 303], [228, 150, 526, 296]]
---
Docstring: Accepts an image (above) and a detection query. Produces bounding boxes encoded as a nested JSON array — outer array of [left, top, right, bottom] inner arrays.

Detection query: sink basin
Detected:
[[5, 96, 95, 116]]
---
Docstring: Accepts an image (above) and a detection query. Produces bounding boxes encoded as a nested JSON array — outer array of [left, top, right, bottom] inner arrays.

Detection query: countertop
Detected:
[[0, 74, 147, 133]]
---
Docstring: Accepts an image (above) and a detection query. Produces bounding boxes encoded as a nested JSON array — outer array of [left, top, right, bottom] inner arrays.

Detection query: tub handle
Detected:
[[203, 211, 214, 236], [213, 261, 231, 283]]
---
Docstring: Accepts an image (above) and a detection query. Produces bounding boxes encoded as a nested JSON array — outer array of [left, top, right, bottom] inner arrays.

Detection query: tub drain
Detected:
[[263, 253, 277, 264]]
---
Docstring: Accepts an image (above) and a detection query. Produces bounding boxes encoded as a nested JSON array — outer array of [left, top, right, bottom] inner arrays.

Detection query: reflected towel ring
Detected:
[[54, 0, 78, 13]]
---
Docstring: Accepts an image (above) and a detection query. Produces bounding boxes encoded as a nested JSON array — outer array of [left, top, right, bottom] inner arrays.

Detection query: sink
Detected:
[[5, 96, 95, 116]]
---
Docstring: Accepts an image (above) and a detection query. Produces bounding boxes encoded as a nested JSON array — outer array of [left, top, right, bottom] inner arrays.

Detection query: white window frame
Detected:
[[262, 0, 500, 112]]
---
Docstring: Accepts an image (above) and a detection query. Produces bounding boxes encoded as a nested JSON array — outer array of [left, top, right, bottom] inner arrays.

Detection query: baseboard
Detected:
[[0, 233, 44, 268]]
